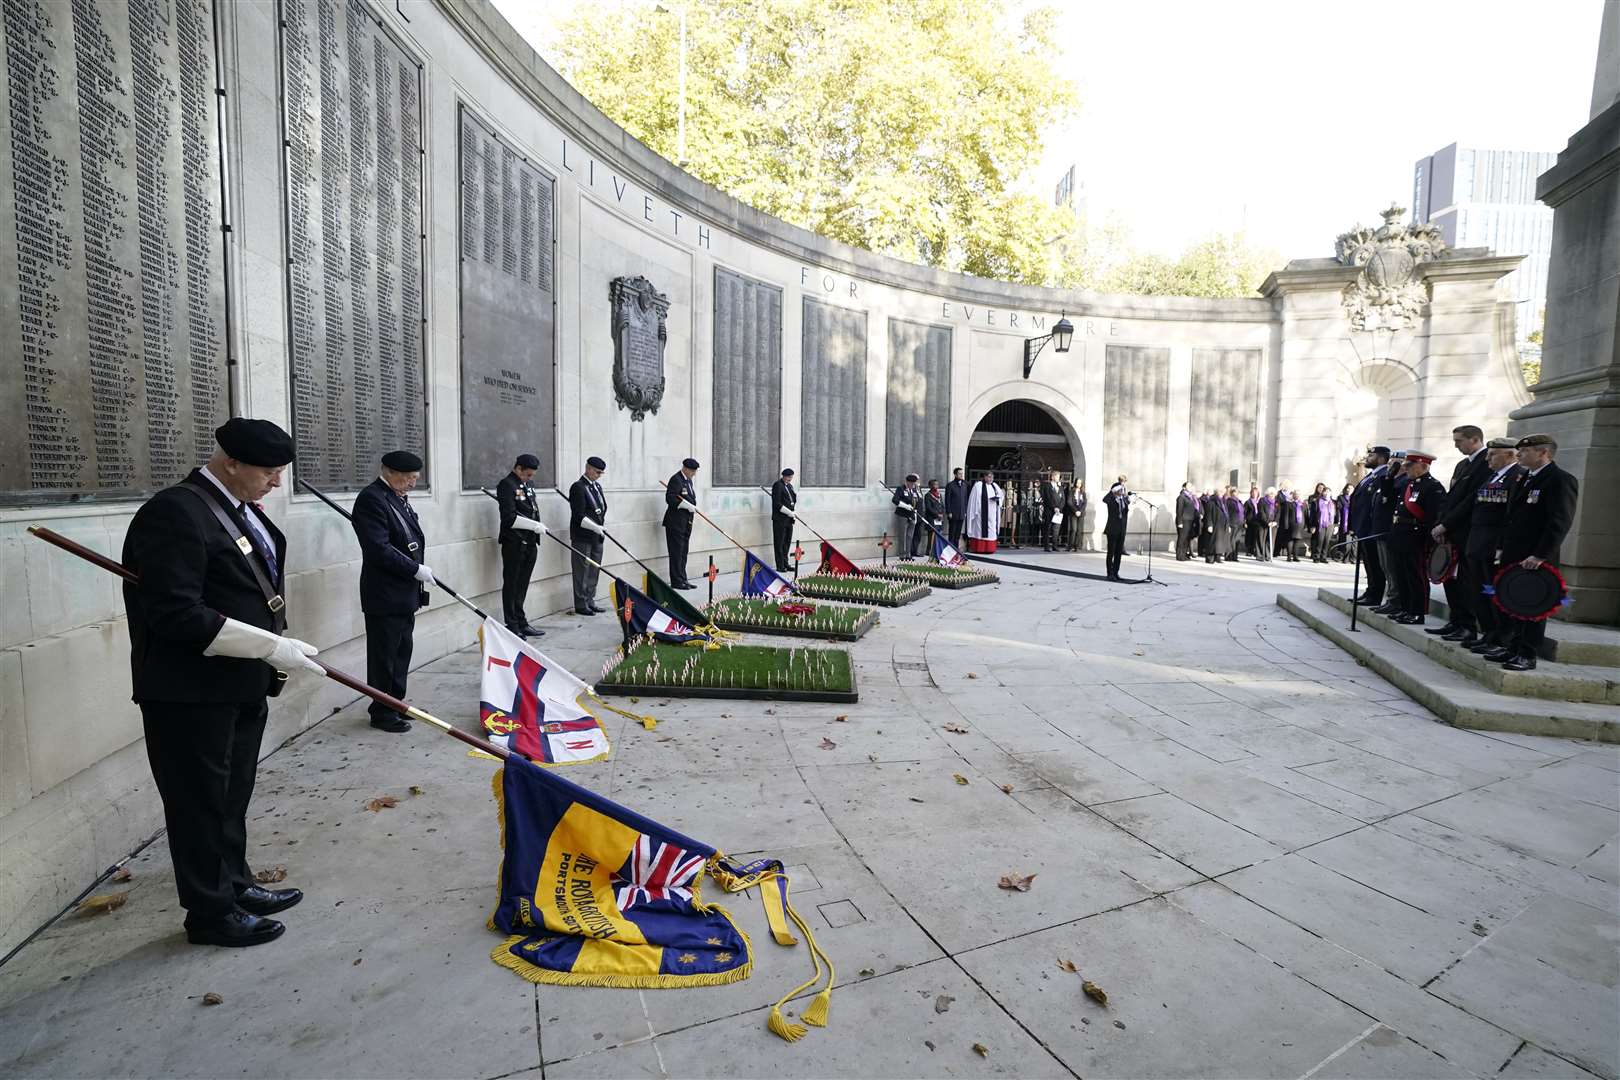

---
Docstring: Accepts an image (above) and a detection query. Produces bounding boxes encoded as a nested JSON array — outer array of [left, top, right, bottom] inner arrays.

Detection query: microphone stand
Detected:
[[1129, 493, 1169, 587]]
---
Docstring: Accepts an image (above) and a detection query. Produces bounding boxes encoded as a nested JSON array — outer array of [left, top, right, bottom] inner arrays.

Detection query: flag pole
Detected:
[[757, 485, 833, 546], [25, 525, 510, 760], [477, 488, 621, 581], [876, 481, 950, 558], [548, 487, 661, 580], [657, 478, 752, 553], [296, 478, 493, 622]]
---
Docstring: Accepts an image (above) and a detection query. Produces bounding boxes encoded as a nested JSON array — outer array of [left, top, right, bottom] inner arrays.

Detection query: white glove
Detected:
[[679, 501, 697, 514], [581, 517, 606, 534], [782, 507, 797, 519], [204, 617, 323, 676], [511, 517, 546, 536], [898, 501, 914, 513], [414, 564, 436, 586]]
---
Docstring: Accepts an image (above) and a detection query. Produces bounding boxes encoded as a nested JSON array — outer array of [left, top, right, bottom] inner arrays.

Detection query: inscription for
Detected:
[[608, 275, 669, 422], [0, 0, 227, 501], [280, 0, 425, 489]]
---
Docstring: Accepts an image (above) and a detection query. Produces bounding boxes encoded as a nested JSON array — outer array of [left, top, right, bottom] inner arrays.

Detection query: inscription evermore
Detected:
[[608, 275, 669, 422]]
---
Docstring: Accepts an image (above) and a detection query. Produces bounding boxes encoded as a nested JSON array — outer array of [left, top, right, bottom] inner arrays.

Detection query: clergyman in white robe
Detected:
[[964, 477, 1004, 553]]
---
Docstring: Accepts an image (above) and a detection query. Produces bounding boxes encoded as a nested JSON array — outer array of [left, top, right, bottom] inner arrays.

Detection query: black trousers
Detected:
[[1441, 543, 1477, 630], [666, 524, 692, 584], [571, 532, 604, 610], [773, 518, 793, 571], [1105, 530, 1124, 578], [948, 517, 963, 548], [1175, 525, 1194, 560], [1466, 549, 1499, 641], [1506, 612, 1547, 659], [364, 611, 415, 722], [501, 537, 538, 628], [141, 699, 268, 919], [1039, 512, 1057, 550], [1356, 534, 1386, 601], [1388, 532, 1429, 616], [1311, 526, 1331, 561]]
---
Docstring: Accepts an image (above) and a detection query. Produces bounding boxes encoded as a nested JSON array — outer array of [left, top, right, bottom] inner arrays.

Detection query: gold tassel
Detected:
[[800, 988, 831, 1027], [584, 692, 658, 730], [768, 1005, 808, 1043]]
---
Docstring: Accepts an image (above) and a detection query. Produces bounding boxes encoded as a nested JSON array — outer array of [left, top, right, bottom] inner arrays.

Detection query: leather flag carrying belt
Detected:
[[177, 482, 287, 634]]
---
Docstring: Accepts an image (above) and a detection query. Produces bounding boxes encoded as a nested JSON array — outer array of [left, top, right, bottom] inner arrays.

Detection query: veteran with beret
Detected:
[[121, 418, 321, 948], [568, 456, 610, 615], [351, 450, 430, 733], [1483, 433, 1580, 671], [495, 454, 546, 638], [663, 457, 701, 589]]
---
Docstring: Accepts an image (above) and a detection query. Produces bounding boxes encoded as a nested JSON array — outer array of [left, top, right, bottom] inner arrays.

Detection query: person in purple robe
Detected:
[[1306, 482, 1335, 562], [1244, 486, 1264, 558], [1333, 483, 1354, 562], [1222, 486, 1245, 561]]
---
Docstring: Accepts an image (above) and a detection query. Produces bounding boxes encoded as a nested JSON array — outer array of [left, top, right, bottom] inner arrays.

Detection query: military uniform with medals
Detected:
[[1388, 452, 1446, 623]]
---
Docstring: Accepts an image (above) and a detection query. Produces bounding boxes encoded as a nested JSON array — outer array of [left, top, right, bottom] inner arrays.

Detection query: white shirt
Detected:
[[200, 465, 277, 558], [1527, 463, 1548, 477], [1490, 463, 1517, 482]]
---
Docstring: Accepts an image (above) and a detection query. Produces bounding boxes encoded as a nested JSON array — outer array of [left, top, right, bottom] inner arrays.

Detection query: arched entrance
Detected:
[[966, 400, 1082, 479]]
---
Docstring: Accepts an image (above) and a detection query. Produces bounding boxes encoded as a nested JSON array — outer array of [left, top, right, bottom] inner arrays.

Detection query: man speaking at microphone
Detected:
[[122, 418, 322, 948]]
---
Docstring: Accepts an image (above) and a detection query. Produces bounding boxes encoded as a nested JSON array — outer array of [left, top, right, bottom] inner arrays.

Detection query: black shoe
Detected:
[[675, 582, 696, 590], [1441, 628, 1476, 644], [1353, 594, 1381, 606], [1394, 613, 1422, 624], [1424, 623, 1458, 636], [1467, 641, 1498, 654], [1503, 654, 1538, 671], [520, 623, 546, 638], [1482, 647, 1515, 662], [185, 908, 285, 948], [237, 884, 303, 917], [370, 713, 410, 733], [1371, 604, 1400, 615], [506, 622, 530, 637], [576, 607, 597, 616]]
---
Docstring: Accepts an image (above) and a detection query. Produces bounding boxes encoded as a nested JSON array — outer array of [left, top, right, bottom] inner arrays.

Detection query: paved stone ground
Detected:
[[2, 552, 1616, 1080]]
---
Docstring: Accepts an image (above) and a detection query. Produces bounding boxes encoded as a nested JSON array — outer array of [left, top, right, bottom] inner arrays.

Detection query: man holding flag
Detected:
[[770, 467, 798, 572], [663, 459, 701, 589], [569, 456, 610, 616]]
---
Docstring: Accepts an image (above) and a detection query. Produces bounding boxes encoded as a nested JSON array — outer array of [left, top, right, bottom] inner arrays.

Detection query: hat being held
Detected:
[[216, 418, 295, 467], [682, 458, 701, 470], [381, 450, 422, 472], [514, 453, 540, 469], [586, 456, 607, 470]]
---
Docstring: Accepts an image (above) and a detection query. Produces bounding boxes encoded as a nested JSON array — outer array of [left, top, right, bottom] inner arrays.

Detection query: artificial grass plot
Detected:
[[861, 561, 999, 589], [596, 640, 858, 703], [794, 573, 930, 607], [706, 596, 878, 641]]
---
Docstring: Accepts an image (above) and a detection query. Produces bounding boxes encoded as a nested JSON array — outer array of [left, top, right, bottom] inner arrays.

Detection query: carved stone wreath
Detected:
[[608, 275, 669, 421], [1335, 204, 1449, 332]]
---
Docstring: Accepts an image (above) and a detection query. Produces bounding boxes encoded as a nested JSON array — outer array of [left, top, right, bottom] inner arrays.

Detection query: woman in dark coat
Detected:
[[1333, 483, 1354, 562], [1244, 486, 1264, 558], [1306, 482, 1334, 562]]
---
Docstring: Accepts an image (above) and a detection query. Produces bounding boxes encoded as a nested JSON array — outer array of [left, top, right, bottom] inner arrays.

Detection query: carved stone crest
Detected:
[[609, 275, 669, 421], [1334, 204, 1449, 331]]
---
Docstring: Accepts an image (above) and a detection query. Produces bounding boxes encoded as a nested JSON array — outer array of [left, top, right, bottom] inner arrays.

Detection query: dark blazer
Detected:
[[1465, 465, 1523, 560], [1499, 462, 1579, 564], [1275, 492, 1298, 538], [1349, 466, 1385, 536], [1437, 451, 1494, 537], [495, 472, 541, 545], [662, 471, 696, 531], [568, 475, 608, 540], [1103, 490, 1128, 536], [1039, 481, 1061, 515], [944, 478, 968, 519], [352, 478, 426, 615], [1175, 490, 1200, 529], [122, 470, 288, 704], [770, 478, 797, 523], [892, 485, 921, 520]]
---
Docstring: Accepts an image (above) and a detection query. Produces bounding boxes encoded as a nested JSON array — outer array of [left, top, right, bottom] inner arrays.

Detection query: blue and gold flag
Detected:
[[741, 550, 795, 597], [612, 579, 711, 645]]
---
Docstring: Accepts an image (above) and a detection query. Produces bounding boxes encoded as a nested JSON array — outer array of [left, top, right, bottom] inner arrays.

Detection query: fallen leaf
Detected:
[[908, 796, 926, 803], [353, 957, 363, 966], [254, 866, 288, 884], [719, 713, 732, 718], [1080, 1016, 1090, 1026], [965, 672, 978, 680], [834, 714, 848, 722], [858, 967, 876, 977], [972, 1043, 988, 1057], [1113, 1019, 1126, 1030], [1133, 649, 1145, 656], [934, 994, 954, 1014], [77, 893, 128, 915], [953, 773, 969, 785], [764, 708, 776, 715], [201, 992, 224, 1007], [1471, 921, 1488, 937], [997, 873, 1036, 892], [943, 723, 968, 734], [1057, 958, 1077, 973], [408, 785, 425, 796], [924, 1040, 936, 1051], [818, 737, 837, 750], [628, 696, 640, 704], [1083, 980, 1109, 1007], [365, 795, 399, 812], [868, 753, 878, 762], [110, 867, 133, 883], [1000, 784, 1013, 794]]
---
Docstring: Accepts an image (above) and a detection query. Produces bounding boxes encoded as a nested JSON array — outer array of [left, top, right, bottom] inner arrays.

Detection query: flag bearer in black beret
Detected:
[[569, 456, 610, 615], [495, 454, 546, 638], [771, 467, 798, 571], [1387, 451, 1446, 624], [121, 418, 320, 947], [351, 451, 430, 733], [1484, 434, 1579, 671], [663, 458, 701, 588]]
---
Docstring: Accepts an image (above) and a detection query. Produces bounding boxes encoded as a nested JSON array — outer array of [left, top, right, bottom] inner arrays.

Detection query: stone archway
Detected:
[[1334, 358, 1421, 483], [965, 399, 1084, 481]]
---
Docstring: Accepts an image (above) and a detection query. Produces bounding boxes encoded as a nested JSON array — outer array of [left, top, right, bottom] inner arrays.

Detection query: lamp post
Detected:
[[1022, 313, 1074, 379], [654, 4, 687, 165]]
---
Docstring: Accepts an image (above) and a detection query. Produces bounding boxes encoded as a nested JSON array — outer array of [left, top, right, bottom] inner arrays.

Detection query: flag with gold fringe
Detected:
[[612, 579, 712, 645], [488, 755, 836, 1040], [480, 619, 610, 765], [643, 571, 734, 641], [818, 540, 864, 577]]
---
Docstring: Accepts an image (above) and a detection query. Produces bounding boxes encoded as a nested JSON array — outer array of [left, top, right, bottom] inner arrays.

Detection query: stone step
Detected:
[[1316, 590, 1620, 705], [1276, 593, 1620, 744], [1419, 586, 1620, 666]]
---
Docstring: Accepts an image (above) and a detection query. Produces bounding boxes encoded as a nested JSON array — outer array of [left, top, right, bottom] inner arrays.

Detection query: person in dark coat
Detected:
[[1223, 486, 1245, 561], [770, 467, 798, 571], [1244, 486, 1263, 558], [944, 468, 969, 548], [1200, 489, 1226, 564], [1461, 439, 1525, 655], [1349, 446, 1391, 602], [1306, 482, 1334, 563], [662, 458, 700, 587], [892, 473, 923, 559], [122, 418, 319, 948], [1067, 480, 1087, 551], [1037, 471, 1063, 551], [1485, 434, 1580, 670], [1372, 453, 1410, 614], [923, 479, 948, 557], [1174, 482, 1199, 561], [495, 455, 544, 636], [1103, 482, 1129, 580], [351, 450, 431, 733], [1333, 484, 1354, 562], [1387, 451, 1447, 624], [568, 457, 609, 612], [1274, 485, 1300, 561], [1426, 425, 1491, 640]]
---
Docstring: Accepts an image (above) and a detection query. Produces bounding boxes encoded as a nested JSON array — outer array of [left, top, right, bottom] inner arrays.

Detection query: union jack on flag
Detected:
[[614, 835, 708, 911]]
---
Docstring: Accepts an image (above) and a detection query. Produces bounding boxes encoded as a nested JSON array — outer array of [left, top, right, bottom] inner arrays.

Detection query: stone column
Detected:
[[1507, 3, 1620, 625]]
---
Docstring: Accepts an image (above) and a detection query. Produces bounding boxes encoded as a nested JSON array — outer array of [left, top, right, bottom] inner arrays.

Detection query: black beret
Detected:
[[381, 450, 422, 472], [215, 418, 294, 467], [514, 454, 540, 469], [1369, 445, 1391, 455], [905, 473, 919, 482], [781, 467, 795, 477], [683, 458, 700, 470], [586, 456, 607, 470]]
